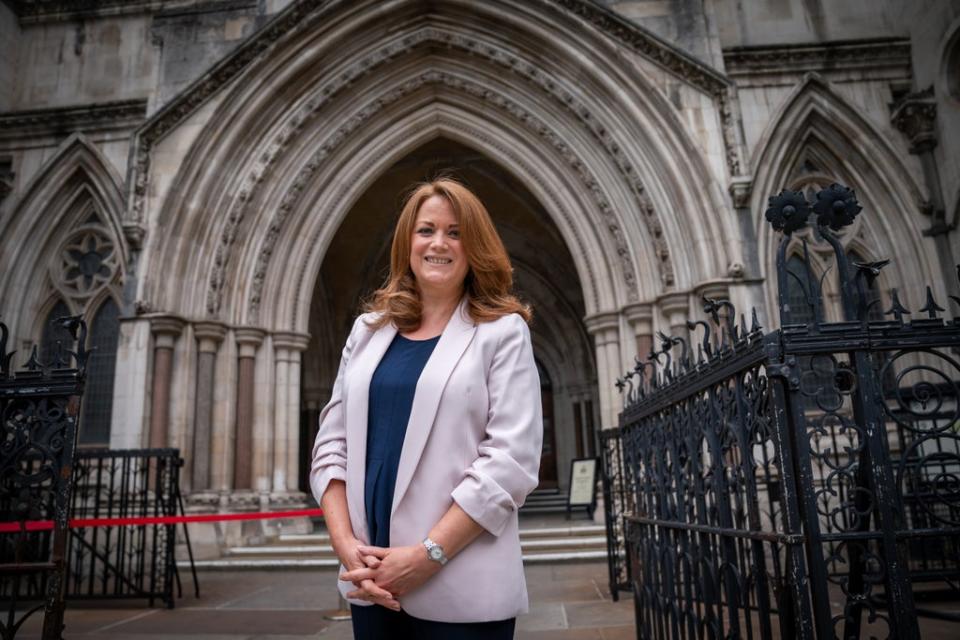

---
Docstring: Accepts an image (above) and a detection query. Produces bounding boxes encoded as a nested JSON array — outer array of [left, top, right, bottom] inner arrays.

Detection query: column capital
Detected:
[[728, 175, 753, 209], [583, 311, 619, 336], [657, 291, 690, 335], [149, 314, 185, 337], [621, 302, 653, 327], [234, 327, 266, 359], [194, 321, 228, 354], [234, 327, 266, 347], [194, 321, 228, 343], [656, 291, 689, 316], [891, 87, 937, 154], [272, 331, 311, 352], [693, 280, 730, 303]]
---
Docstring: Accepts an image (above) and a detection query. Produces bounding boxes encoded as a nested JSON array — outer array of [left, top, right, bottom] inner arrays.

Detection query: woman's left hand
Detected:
[[342, 544, 441, 598]]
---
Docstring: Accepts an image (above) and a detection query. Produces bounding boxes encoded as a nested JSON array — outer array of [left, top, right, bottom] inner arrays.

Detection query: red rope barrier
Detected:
[[0, 508, 325, 533]]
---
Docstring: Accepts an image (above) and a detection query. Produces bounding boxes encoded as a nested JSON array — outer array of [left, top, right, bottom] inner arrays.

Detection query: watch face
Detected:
[[429, 546, 443, 561]]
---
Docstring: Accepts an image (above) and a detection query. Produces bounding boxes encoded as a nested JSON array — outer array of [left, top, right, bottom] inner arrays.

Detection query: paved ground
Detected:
[[19, 563, 633, 639], [18, 562, 960, 639]]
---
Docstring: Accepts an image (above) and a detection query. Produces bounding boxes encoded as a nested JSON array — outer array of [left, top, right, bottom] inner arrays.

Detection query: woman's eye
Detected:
[[417, 227, 432, 235], [448, 230, 460, 239]]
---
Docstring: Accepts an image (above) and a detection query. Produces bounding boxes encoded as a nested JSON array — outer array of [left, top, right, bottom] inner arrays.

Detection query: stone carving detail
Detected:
[[130, 0, 329, 224], [288, 117, 605, 324], [237, 63, 662, 318], [206, 28, 684, 317], [52, 226, 119, 300], [891, 87, 937, 154], [553, 0, 727, 95], [126, 2, 735, 304], [131, 0, 737, 223], [552, 0, 741, 176]]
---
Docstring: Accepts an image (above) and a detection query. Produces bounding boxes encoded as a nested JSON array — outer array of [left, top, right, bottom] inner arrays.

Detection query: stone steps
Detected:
[[519, 488, 570, 514], [178, 523, 608, 570]]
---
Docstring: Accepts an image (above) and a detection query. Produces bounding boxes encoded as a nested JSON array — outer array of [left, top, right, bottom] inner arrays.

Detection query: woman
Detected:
[[309, 178, 543, 639]]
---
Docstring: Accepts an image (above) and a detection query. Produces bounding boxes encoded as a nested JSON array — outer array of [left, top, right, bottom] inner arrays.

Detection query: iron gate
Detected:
[[604, 184, 960, 639], [0, 316, 89, 640], [1, 449, 191, 610]]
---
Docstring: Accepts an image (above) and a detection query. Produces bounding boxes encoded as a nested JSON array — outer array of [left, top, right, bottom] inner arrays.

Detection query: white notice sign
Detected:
[[568, 458, 597, 507]]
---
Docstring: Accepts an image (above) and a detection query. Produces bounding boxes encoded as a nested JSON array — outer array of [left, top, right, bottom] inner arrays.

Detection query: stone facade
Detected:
[[0, 1, 956, 517]]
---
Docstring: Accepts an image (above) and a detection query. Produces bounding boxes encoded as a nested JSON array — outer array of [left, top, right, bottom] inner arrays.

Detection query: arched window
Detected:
[[40, 300, 75, 366], [79, 298, 120, 445], [785, 255, 822, 325]]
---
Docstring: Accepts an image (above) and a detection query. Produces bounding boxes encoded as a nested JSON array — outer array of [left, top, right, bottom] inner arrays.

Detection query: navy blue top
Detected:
[[364, 333, 440, 547]]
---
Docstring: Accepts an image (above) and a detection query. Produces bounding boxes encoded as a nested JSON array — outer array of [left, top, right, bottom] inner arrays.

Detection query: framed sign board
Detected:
[[566, 457, 598, 519]]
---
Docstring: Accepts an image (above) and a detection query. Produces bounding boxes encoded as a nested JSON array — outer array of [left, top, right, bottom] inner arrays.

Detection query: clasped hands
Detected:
[[338, 538, 442, 611]]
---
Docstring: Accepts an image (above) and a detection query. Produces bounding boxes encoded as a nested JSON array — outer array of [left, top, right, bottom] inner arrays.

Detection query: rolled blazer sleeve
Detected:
[[451, 314, 543, 536], [309, 316, 361, 506]]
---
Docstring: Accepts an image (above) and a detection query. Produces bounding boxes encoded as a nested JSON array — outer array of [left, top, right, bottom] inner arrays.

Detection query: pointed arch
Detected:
[[0, 133, 127, 345], [138, 0, 739, 326], [750, 74, 939, 324]]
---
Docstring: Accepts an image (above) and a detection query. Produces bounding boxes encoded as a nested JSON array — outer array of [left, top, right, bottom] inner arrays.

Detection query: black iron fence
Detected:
[[0, 317, 89, 640], [1, 449, 191, 610], [67, 448, 187, 608], [604, 184, 960, 639]]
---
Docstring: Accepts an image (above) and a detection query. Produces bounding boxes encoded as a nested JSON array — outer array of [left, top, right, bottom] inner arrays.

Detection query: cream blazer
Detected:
[[309, 297, 543, 622]]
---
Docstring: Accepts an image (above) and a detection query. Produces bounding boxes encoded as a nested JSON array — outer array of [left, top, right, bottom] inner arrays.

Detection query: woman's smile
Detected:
[[409, 195, 469, 296]]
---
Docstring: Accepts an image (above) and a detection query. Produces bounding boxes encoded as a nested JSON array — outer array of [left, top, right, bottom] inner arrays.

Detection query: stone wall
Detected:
[[10, 15, 155, 110], [712, 0, 907, 46], [0, 3, 19, 112]]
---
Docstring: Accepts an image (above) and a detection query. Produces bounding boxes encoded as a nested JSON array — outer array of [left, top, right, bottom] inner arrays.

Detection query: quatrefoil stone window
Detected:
[[54, 228, 118, 298]]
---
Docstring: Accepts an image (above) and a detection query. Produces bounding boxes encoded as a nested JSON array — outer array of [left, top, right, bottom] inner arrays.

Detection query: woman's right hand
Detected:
[[322, 481, 399, 611], [335, 536, 401, 611]]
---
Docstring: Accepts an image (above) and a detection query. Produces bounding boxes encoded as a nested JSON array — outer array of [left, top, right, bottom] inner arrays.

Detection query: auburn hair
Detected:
[[363, 178, 531, 331]]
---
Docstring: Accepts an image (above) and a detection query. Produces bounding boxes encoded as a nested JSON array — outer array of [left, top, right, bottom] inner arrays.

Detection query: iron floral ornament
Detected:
[[812, 183, 862, 230], [764, 189, 810, 234], [765, 183, 863, 234]]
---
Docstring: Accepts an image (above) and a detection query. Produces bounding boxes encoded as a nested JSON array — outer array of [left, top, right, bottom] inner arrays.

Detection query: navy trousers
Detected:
[[351, 605, 515, 640]]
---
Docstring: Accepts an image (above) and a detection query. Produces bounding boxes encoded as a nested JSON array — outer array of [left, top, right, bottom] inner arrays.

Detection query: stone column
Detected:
[[656, 292, 690, 339], [233, 327, 265, 493], [892, 88, 958, 300], [148, 316, 184, 450], [622, 302, 653, 365], [301, 388, 325, 496], [584, 312, 621, 429], [272, 345, 290, 493], [191, 321, 226, 497], [272, 333, 310, 501]]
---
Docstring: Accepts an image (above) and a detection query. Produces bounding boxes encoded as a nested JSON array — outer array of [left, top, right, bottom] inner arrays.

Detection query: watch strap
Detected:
[[422, 537, 448, 565]]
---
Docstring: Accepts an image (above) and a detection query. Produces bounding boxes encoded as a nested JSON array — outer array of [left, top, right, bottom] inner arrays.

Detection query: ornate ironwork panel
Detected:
[[605, 184, 960, 639], [66, 448, 183, 608], [0, 316, 88, 640], [2, 449, 186, 612], [600, 427, 633, 599]]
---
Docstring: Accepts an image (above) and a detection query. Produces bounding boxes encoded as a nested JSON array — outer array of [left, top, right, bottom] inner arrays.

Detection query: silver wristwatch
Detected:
[[422, 537, 448, 565]]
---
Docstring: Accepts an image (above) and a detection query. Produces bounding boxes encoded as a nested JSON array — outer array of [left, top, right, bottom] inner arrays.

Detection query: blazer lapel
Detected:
[[344, 318, 396, 541], [391, 297, 477, 515]]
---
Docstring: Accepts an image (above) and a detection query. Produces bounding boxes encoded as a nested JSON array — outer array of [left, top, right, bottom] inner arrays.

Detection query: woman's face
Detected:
[[409, 195, 470, 299]]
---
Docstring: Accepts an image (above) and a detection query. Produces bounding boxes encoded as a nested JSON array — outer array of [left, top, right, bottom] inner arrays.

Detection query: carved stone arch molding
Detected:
[[139, 0, 738, 327], [0, 133, 127, 345], [262, 103, 619, 332], [750, 73, 939, 325]]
